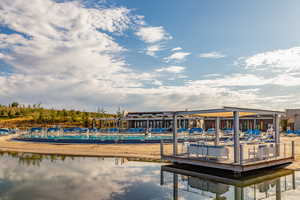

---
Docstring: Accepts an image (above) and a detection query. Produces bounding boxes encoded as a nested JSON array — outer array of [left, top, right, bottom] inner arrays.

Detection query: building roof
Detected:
[[126, 106, 285, 118]]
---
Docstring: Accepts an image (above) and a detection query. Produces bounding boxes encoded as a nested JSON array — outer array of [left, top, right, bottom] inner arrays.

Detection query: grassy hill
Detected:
[[0, 102, 115, 128]]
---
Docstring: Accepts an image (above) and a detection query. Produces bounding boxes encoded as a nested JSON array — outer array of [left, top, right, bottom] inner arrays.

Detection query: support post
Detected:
[[292, 141, 295, 160], [173, 173, 178, 200], [146, 120, 149, 132], [234, 186, 244, 200], [292, 171, 296, 190], [275, 114, 280, 157], [276, 178, 281, 200], [240, 144, 244, 164], [173, 113, 178, 156], [160, 170, 164, 186], [234, 111, 240, 163], [253, 118, 257, 129], [275, 114, 280, 144], [160, 139, 164, 157], [215, 117, 220, 145]]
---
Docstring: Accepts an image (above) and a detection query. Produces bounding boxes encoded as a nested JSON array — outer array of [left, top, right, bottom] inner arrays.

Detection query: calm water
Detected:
[[0, 152, 299, 200]]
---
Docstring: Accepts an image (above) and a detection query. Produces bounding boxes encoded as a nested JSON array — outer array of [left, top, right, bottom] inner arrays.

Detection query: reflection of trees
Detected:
[[0, 152, 128, 167], [0, 152, 72, 167]]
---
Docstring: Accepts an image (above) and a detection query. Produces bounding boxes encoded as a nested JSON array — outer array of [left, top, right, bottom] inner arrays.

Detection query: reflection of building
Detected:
[[161, 165, 296, 200], [286, 109, 300, 130]]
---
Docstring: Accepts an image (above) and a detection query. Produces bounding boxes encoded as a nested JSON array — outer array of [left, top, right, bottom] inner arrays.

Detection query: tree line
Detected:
[[0, 102, 115, 127]]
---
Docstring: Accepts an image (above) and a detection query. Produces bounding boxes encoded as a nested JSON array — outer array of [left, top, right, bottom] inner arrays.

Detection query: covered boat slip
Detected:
[[161, 164, 296, 200], [129, 107, 294, 172]]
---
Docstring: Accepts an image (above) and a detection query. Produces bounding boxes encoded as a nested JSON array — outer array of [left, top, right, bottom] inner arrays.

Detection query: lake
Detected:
[[0, 152, 299, 200]]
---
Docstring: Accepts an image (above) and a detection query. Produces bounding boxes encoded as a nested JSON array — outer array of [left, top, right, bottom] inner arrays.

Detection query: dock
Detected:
[[127, 106, 295, 173]]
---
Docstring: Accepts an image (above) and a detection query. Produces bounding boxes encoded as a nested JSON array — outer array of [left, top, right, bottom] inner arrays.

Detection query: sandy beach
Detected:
[[1, 134, 300, 169], [0, 134, 172, 161]]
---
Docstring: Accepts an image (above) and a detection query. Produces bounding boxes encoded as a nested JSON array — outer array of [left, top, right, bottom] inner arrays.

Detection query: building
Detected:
[[286, 109, 300, 130], [126, 112, 275, 131]]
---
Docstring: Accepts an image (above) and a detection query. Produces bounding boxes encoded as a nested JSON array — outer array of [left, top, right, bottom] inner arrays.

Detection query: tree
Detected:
[[11, 102, 19, 107]]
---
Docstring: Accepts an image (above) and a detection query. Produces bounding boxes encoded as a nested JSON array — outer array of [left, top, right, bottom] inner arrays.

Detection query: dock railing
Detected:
[[161, 140, 295, 166]]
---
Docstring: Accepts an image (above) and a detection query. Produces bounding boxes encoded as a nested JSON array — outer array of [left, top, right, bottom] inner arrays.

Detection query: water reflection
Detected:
[[0, 152, 166, 200], [161, 165, 296, 200], [0, 151, 128, 167], [0, 151, 299, 200]]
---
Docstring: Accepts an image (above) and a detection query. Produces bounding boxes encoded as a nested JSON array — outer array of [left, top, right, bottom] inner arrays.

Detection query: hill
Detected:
[[0, 102, 115, 128]]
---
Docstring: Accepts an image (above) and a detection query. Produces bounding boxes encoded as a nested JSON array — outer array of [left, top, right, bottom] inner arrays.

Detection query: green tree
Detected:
[[11, 102, 19, 107]]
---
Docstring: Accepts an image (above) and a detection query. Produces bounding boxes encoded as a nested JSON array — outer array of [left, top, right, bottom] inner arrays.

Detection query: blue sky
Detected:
[[0, 0, 300, 112]]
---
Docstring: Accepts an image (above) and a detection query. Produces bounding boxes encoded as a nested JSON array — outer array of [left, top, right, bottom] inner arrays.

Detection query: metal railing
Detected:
[[161, 140, 295, 165]]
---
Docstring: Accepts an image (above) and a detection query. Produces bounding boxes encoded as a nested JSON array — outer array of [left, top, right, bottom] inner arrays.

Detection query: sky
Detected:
[[0, 0, 300, 112]]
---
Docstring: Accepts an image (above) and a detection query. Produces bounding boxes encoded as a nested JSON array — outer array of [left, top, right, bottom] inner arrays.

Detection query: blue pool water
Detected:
[[22, 134, 173, 140], [15, 134, 196, 144]]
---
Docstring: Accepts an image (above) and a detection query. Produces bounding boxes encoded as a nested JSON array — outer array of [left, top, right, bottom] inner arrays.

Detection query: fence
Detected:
[[161, 140, 295, 165]]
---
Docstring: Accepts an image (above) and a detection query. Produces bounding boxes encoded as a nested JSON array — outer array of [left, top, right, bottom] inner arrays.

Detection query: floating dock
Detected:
[[127, 106, 295, 173]]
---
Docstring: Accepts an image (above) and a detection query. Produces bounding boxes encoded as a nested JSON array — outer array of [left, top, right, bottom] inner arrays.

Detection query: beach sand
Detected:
[[0, 134, 172, 161], [1, 134, 300, 169]]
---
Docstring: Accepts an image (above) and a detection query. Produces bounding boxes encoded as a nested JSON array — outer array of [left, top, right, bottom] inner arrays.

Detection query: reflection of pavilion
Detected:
[[161, 165, 296, 200]]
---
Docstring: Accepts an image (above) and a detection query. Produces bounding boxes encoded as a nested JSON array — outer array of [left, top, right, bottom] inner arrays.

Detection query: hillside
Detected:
[[0, 103, 115, 128]]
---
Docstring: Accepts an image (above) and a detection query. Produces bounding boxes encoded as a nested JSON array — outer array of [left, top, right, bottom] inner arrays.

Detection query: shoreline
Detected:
[[0, 134, 172, 162], [1, 134, 300, 170]]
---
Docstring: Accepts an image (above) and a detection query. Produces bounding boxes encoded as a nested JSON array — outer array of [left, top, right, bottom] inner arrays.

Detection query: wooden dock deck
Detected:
[[162, 154, 293, 172]]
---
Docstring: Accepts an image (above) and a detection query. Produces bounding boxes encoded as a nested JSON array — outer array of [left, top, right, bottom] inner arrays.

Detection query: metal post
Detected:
[[173, 113, 178, 156], [173, 173, 178, 200], [146, 120, 149, 132], [178, 119, 181, 129], [275, 114, 280, 157], [292, 171, 296, 190], [292, 141, 295, 159], [160, 139, 164, 157], [275, 114, 280, 144], [276, 178, 281, 200], [234, 111, 240, 163], [234, 186, 243, 200], [253, 118, 257, 129], [160, 170, 164, 186], [240, 144, 244, 164], [215, 117, 220, 145]]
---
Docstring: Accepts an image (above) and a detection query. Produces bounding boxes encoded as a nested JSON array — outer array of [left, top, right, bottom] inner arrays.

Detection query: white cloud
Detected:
[[194, 74, 269, 87], [0, 0, 160, 110], [145, 44, 162, 57], [155, 66, 185, 73], [165, 52, 190, 62], [199, 51, 226, 59], [171, 47, 182, 51], [0, 0, 299, 112], [244, 46, 300, 72], [135, 26, 171, 43]]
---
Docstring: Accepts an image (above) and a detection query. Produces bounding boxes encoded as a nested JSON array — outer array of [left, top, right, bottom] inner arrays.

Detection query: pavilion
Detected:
[[127, 106, 294, 173]]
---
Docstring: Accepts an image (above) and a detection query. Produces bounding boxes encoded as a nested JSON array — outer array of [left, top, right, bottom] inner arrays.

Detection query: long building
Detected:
[[126, 112, 274, 131]]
